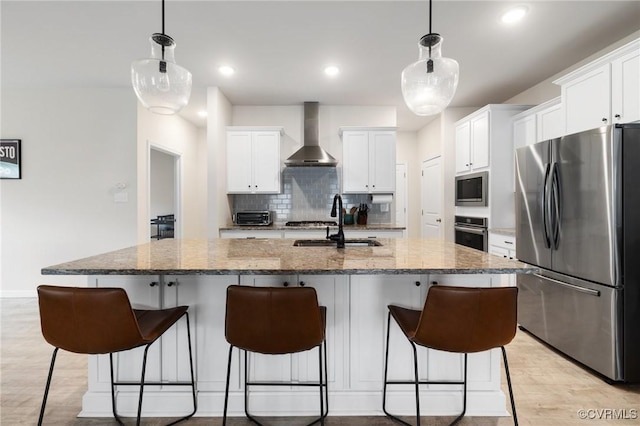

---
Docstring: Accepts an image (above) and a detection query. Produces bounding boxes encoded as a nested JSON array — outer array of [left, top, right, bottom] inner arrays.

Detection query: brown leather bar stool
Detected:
[[383, 285, 518, 426], [37, 285, 196, 426], [223, 285, 328, 426]]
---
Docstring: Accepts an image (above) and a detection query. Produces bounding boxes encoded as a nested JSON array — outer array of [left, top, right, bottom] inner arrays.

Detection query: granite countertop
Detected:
[[489, 228, 516, 237], [42, 238, 537, 276], [219, 224, 406, 231]]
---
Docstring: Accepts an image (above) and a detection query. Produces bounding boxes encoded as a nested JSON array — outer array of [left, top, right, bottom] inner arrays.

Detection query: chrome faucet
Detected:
[[327, 194, 345, 248]]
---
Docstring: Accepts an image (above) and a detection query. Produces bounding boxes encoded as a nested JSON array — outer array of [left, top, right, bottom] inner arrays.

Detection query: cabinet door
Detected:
[[369, 131, 396, 193], [537, 103, 563, 141], [94, 276, 163, 384], [562, 64, 611, 135], [227, 131, 253, 193], [241, 275, 296, 384], [342, 131, 370, 192], [295, 275, 348, 390], [455, 121, 471, 173], [611, 49, 640, 124], [252, 131, 281, 193], [349, 275, 426, 390], [470, 111, 490, 170], [513, 114, 536, 150]]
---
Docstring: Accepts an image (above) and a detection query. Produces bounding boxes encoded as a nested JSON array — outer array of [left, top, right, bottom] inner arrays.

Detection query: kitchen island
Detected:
[[42, 238, 536, 420]]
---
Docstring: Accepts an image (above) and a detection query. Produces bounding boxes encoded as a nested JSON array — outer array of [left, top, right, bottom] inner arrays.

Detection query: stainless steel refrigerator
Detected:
[[515, 123, 640, 382]]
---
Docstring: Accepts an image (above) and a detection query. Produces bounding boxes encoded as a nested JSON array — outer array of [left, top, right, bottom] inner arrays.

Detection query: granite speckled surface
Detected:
[[489, 228, 516, 237], [219, 224, 406, 231], [42, 238, 537, 276]]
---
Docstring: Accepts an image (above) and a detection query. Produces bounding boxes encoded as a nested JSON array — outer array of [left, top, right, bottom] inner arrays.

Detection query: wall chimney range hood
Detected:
[[285, 102, 338, 167]]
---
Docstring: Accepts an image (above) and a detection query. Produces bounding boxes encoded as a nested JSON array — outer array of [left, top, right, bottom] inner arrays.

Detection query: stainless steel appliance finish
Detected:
[[455, 171, 488, 206], [454, 216, 488, 252], [284, 102, 338, 167], [234, 211, 273, 226], [515, 124, 640, 382]]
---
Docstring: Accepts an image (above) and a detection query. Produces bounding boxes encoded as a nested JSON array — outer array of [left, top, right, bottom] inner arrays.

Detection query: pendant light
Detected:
[[401, 0, 459, 116], [131, 0, 192, 115]]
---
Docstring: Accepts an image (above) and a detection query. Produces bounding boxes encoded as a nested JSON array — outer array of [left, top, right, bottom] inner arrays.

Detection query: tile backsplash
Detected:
[[232, 168, 392, 224]]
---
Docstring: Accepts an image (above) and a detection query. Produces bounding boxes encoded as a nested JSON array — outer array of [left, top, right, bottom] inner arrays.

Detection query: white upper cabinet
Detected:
[[611, 48, 640, 124], [455, 105, 529, 177], [455, 111, 490, 173], [341, 128, 396, 193], [226, 127, 283, 194], [512, 97, 563, 150], [555, 38, 640, 135]]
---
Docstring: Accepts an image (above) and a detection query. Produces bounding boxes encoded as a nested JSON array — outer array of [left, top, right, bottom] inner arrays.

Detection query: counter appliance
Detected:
[[515, 124, 640, 382], [234, 211, 273, 226]]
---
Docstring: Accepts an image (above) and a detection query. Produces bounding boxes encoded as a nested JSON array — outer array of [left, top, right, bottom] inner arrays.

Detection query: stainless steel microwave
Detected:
[[455, 171, 488, 206]]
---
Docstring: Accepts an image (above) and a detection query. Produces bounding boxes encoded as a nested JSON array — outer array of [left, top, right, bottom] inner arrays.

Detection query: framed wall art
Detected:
[[0, 139, 22, 179]]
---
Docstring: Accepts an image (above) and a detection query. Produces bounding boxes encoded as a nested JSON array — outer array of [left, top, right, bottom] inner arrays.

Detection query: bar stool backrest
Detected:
[[38, 286, 144, 354], [413, 286, 518, 353], [225, 285, 325, 355]]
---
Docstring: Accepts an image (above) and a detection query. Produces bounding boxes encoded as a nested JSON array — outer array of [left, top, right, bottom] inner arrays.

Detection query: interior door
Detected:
[[421, 157, 441, 239], [395, 163, 407, 229]]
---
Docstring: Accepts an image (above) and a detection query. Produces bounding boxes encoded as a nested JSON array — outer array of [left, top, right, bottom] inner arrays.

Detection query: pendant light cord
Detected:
[[428, 0, 433, 58], [161, 0, 166, 60]]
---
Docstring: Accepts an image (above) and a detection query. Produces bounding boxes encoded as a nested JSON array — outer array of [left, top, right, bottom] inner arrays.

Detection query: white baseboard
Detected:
[[79, 389, 509, 418], [0, 290, 37, 298]]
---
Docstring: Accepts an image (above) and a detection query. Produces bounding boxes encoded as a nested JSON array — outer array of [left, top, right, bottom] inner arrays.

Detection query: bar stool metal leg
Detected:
[[37, 347, 60, 426], [502, 346, 518, 426]]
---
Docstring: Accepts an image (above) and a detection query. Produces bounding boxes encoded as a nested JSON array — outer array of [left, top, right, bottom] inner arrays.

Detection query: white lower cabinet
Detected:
[[88, 275, 200, 417], [84, 273, 510, 417], [489, 233, 517, 287], [349, 275, 427, 391]]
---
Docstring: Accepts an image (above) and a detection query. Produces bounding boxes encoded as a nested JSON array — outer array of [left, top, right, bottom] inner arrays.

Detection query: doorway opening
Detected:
[[149, 146, 181, 240]]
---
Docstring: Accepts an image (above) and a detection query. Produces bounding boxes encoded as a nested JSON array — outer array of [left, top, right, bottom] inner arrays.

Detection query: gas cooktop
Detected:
[[285, 221, 338, 227]]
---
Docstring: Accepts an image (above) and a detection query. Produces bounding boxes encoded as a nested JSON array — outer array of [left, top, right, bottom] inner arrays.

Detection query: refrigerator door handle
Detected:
[[542, 163, 552, 248], [550, 162, 561, 249], [533, 273, 601, 297]]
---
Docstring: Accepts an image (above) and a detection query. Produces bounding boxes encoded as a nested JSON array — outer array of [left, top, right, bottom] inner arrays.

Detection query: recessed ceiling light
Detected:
[[198, 110, 208, 118], [324, 66, 340, 77], [218, 65, 235, 76], [501, 5, 528, 24]]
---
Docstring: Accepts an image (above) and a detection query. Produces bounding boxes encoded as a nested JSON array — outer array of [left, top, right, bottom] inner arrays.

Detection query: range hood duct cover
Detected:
[[285, 102, 338, 167]]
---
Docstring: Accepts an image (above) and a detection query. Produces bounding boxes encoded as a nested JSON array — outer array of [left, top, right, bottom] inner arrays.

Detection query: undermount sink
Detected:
[[293, 239, 383, 247]]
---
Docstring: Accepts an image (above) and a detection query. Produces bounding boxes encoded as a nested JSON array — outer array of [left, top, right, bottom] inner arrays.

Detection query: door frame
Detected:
[[395, 162, 408, 231]]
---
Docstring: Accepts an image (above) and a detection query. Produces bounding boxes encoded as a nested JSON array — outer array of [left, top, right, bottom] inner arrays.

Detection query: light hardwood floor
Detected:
[[2, 298, 639, 425]]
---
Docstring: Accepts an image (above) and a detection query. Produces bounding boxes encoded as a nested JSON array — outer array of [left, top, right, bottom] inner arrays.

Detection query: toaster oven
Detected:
[[234, 211, 273, 226]]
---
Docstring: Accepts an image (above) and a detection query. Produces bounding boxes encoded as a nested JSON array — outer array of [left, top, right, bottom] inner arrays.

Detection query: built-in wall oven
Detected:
[[454, 216, 488, 252]]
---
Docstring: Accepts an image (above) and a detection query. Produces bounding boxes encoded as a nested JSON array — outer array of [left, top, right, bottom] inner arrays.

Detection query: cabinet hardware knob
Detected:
[[436, 218, 442, 223], [167, 281, 176, 287], [283, 281, 289, 287], [299, 281, 305, 287], [149, 281, 158, 287], [615, 114, 621, 119], [248, 185, 251, 188], [431, 281, 438, 285], [415, 281, 421, 287], [465, 163, 469, 166], [602, 118, 608, 122]]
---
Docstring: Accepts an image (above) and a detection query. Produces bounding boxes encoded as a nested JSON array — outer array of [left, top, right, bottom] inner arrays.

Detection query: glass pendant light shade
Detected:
[[131, 34, 192, 115], [401, 34, 459, 116]]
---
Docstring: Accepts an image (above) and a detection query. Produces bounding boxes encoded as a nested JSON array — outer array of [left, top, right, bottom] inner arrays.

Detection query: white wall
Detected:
[[207, 87, 233, 237], [0, 88, 138, 297], [136, 104, 206, 242], [396, 131, 419, 237]]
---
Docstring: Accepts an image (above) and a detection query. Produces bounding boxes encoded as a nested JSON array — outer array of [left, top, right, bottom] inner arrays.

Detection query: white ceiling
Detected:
[[2, 1, 639, 131]]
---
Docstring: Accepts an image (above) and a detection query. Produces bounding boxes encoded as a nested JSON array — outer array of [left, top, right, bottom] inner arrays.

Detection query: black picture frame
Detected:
[[0, 139, 22, 179]]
